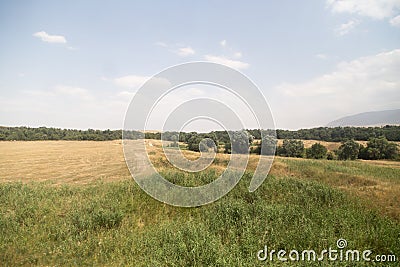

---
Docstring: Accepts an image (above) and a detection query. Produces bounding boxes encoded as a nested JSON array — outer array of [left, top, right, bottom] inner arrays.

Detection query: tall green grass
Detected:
[[282, 158, 400, 183], [0, 171, 399, 266]]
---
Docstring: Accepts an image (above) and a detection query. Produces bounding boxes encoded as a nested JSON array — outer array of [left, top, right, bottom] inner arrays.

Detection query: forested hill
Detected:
[[327, 109, 400, 127], [0, 125, 399, 142]]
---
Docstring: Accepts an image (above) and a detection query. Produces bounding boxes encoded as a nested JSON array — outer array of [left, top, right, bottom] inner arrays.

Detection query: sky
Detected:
[[0, 0, 399, 130]]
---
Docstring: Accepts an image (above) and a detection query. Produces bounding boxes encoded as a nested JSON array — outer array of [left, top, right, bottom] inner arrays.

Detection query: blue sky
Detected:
[[0, 0, 399, 130]]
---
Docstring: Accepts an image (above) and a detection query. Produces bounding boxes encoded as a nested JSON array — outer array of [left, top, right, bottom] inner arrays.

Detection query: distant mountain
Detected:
[[327, 109, 400, 127]]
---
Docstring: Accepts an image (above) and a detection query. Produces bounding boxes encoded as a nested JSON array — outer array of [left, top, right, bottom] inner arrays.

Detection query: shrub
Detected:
[[337, 140, 359, 160], [278, 139, 305, 158], [223, 131, 253, 154], [326, 151, 335, 160], [359, 137, 399, 160], [168, 141, 179, 148], [252, 134, 277, 155], [306, 143, 328, 159]]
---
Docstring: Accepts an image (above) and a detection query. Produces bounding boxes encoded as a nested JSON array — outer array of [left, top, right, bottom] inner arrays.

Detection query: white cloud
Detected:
[[273, 49, 400, 128], [33, 31, 67, 44], [315, 54, 329, 60], [144, 84, 260, 131], [204, 55, 249, 70], [218, 40, 244, 60], [117, 91, 136, 99], [22, 85, 93, 101], [233, 52, 242, 59], [23, 90, 55, 97], [114, 75, 171, 90], [3, 85, 134, 129], [155, 41, 168, 47], [185, 87, 205, 96], [114, 75, 151, 88], [66, 46, 78, 51], [390, 14, 400, 26], [54, 85, 92, 100], [176, 46, 195, 56], [327, 0, 400, 20], [155, 41, 195, 57], [335, 19, 360, 35]]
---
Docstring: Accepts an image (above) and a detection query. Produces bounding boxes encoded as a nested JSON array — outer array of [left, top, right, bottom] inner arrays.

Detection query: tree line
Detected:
[[0, 127, 142, 141], [269, 137, 398, 161], [181, 131, 399, 161], [265, 125, 399, 141], [1, 125, 399, 143], [1, 126, 398, 160]]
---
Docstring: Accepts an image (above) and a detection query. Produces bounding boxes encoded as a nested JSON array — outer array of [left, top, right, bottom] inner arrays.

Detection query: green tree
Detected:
[[199, 140, 209, 152], [326, 151, 335, 160], [252, 134, 277, 155], [223, 130, 253, 154], [306, 143, 327, 159], [168, 141, 179, 148], [337, 140, 360, 160], [230, 130, 252, 154], [187, 134, 201, 152], [224, 142, 231, 154], [279, 139, 304, 158], [187, 135, 217, 153], [359, 137, 399, 160]]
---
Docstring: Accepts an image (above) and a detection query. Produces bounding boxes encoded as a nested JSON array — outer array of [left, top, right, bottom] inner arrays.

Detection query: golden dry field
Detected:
[[0, 141, 130, 184]]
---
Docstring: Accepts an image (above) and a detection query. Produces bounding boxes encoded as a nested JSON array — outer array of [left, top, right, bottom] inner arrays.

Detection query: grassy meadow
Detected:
[[0, 140, 399, 266]]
